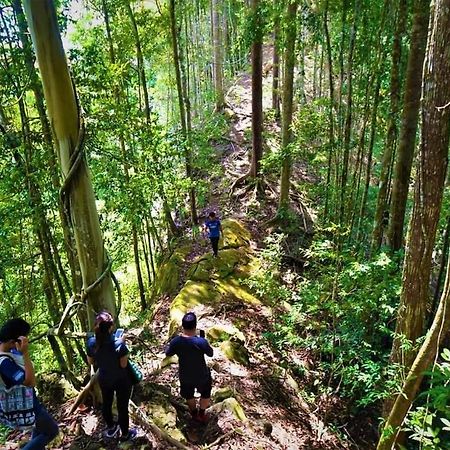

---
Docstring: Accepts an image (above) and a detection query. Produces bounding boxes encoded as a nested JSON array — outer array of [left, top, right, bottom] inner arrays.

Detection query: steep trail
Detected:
[[138, 51, 348, 449], [6, 48, 352, 450]]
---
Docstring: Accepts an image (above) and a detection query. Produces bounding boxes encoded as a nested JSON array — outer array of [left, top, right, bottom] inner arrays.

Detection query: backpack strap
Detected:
[[0, 353, 15, 387]]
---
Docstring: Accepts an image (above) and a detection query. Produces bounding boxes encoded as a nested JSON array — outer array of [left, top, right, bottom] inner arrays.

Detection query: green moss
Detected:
[[153, 246, 191, 296], [214, 277, 261, 305], [207, 324, 245, 343], [221, 397, 247, 422], [222, 219, 251, 248], [220, 340, 250, 366], [213, 386, 236, 403], [168, 281, 219, 336]]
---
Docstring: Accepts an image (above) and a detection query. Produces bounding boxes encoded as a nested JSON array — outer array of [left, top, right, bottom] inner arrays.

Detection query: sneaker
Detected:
[[119, 428, 137, 442], [103, 423, 120, 438]]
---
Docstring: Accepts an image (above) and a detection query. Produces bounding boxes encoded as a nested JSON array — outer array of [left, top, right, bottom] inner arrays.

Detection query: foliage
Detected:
[[404, 349, 450, 449], [255, 231, 402, 409]]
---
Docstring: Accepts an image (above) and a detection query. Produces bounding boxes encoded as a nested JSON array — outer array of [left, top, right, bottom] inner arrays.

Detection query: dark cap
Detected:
[[182, 312, 197, 330], [0, 318, 31, 342]]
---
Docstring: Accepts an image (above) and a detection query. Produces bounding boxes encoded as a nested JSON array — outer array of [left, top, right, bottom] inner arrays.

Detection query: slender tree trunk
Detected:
[[212, 0, 225, 111], [387, 0, 431, 250], [125, 0, 151, 123], [24, 0, 117, 326], [371, 0, 408, 251], [339, 0, 359, 225], [102, 0, 147, 310], [272, 0, 281, 118], [249, 0, 263, 180], [323, 0, 335, 219], [278, 0, 298, 211], [387, 0, 450, 406], [169, 0, 198, 225]]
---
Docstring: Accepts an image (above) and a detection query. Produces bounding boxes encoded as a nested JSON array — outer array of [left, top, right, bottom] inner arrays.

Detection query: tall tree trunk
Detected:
[[272, 0, 281, 118], [323, 0, 335, 219], [249, 0, 263, 180], [387, 0, 431, 250], [212, 0, 225, 111], [125, 0, 151, 123], [371, 0, 408, 251], [386, 0, 450, 409], [13, 0, 82, 296], [339, 0, 359, 226], [102, 0, 147, 310], [24, 0, 116, 327], [169, 0, 198, 225], [278, 0, 298, 211]]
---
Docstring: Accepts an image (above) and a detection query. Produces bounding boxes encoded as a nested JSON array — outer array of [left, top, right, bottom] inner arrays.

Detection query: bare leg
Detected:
[[199, 398, 210, 410], [186, 398, 197, 413]]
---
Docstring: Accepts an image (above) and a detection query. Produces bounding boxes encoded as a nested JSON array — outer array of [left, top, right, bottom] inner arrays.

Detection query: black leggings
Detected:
[[210, 237, 219, 256], [100, 378, 132, 435]]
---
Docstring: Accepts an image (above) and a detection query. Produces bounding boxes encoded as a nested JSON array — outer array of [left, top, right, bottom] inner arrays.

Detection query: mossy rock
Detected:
[[154, 246, 191, 296], [213, 386, 236, 403], [220, 340, 250, 366], [214, 277, 260, 305], [211, 397, 247, 422], [222, 219, 251, 248], [207, 324, 245, 343], [186, 258, 213, 282], [36, 373, 78, 406], [168, 281, 219, 336]]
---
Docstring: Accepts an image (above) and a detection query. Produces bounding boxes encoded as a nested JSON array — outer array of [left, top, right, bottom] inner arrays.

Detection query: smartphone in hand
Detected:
[[199, 329, 205, 338], [115, 328, 124, 339]]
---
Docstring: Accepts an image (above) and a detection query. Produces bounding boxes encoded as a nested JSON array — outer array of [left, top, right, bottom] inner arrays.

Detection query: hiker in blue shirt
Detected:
[[0, 318, 59, 450], [165, 312, 213, 423], [204, 211, 223, 257], [86, 311, 136, 442]]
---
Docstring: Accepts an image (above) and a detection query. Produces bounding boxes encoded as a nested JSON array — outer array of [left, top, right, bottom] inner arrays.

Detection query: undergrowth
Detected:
[[249, 231, 402, 410]]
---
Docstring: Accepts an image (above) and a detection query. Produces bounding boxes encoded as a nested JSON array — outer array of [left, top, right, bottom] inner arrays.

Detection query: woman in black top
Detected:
[[86, 311, 136, 442]]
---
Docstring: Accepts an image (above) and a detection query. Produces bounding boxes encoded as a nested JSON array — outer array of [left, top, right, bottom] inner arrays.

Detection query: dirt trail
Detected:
[[5, 47, 354, 450], [142, 48, 350, 450]]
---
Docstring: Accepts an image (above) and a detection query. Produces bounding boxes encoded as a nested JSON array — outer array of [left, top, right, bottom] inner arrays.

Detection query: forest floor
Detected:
[[3, 48, 376, 450]]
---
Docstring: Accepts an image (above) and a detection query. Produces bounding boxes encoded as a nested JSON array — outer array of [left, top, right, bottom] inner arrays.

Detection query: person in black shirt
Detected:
[[86, 311, 136, 442], [165, 312, 213, 422]]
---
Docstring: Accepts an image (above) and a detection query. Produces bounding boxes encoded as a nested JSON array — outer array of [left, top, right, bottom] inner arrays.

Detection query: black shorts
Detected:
[[180, 376, 212, 400]]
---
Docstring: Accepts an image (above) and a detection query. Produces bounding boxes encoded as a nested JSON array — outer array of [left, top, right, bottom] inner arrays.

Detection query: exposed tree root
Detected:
[[129, 400, 190, 450]]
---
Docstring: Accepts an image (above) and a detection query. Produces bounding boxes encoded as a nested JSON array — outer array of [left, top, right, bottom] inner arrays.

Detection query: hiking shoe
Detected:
[[119, 428, 137, 442], [103, 423, 120, 438]]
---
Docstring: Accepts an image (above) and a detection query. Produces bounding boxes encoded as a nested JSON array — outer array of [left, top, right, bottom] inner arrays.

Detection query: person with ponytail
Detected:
[[86, 311, 136, 442]]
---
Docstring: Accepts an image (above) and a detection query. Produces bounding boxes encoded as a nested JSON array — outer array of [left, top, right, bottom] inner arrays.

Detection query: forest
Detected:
[[0, 0, 449, 448]]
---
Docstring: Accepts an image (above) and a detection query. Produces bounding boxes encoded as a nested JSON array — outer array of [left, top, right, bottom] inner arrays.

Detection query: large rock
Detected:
[[168, 281, 220, 336], [153, 245, 191, 297]]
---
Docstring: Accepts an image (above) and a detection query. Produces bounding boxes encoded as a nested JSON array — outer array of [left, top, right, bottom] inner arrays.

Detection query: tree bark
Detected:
[[386, 0, 450, 411], [339, 0, 359, 225], [272, 0, 281, 118], [169, 0, 198, 225], [24, 0, 117, 327], [371, 0, 408, 251], [212, 0, 225, 111], [249, 0, 263, 180], [387, 0, 431, 250], [278, 0, 298, 211], [323, 0, 335, 219]]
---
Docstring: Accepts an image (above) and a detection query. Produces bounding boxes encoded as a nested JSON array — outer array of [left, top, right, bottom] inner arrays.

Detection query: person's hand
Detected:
[[15, 336, 29, 354]]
